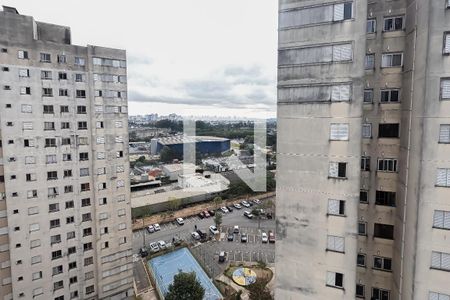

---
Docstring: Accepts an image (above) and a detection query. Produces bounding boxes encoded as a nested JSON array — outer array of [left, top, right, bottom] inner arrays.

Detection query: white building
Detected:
[[0, 6, 133, 300]]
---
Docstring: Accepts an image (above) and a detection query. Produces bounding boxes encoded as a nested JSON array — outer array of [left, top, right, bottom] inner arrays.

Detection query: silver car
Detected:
[[149, 242, 159, 253]]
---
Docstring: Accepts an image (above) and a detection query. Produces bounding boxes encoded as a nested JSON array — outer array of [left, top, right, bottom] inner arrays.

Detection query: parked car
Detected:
[[208, 210, 215, 216], [220, 207, 229, 214], [226, 206, 233, 212], [268, 231, 275, 243], [241, 233, 248, 243], [191, 232, 201, 240], [196, 229, 207, 239], [233, 225, 240, 234], [176, 218, 184, 225], [173, 236, 182, 246], [244, 211, 253, 219], [203, 211, 211, 218], [233, 203, 242, 209], [261, 232, 268, 243], [241, 201, 250, 208], [139, 247, 148, 257], [209, 225, 219, 235], [219, 251, 226, 263], [198, 212, 205, 219], [227, 232, 234, 241], [157, 240, 166, 249], [154, 223, 161, 231], [149, 242, 159, 253], [147, 225, 155, 233], [253, 199, 261, 205]]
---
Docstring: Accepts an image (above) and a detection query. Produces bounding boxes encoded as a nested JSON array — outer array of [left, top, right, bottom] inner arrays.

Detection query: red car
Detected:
[[268, 231, 275, 243], [203, 210, 210, 218]]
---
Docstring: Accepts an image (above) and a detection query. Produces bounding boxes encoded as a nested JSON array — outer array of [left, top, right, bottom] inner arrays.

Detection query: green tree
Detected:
[[251, 207, 262, 229], [248, 280, 273, 300], [214, 212, 223, 230], [165, 271, 205, 300], [137, 155, 146, 163], [168, 197, 182, 214], [213, 196, 223, 210], [160, 146, 175, 163]]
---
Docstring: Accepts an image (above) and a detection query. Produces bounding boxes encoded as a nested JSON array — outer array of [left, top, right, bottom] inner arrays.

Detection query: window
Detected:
[[356, 284, 365, 298], [326, 235, 345, 252], [362, 123, 372, 138], [46, 154, 56, 163], [75, 57, 85, 66], [57, 54, 66, 63], [61, 121, 70, 130], [96, 137, 105, 144], [52, 265, 63, 276], [59, 89, 68, 96], [100, 197, 107, 205], [115, 121, 123, 128], [78, 137, 88, 145], [433, 210, 450, 229], [24, 139, 34, 147], [84, 257, 94, 266], [18, 68, 30, 77], [27, 190, 38, 198], [77, 106, 87, 114], [380, 89, 399, 103], [48, 187, 58, 197], [329, 162, 347, 178], [65, 201, 74, 209], [81, 183, 90, 192], [358, 222, 367, 235], [278, 43, 353, 67], [99, 182, 107, 190], [63, 153, 72, 161], [83, 242, 93, 251], [373, 256, 392, 271], [377, 158, 398, 172], [75, 73, 84, 82], [439, 124, 450, 143], [58, 72, 67, 80], [68, 247, 76, 255], [376, 191, 396, 207], [79, 152, 88, 161], [70, 276, 78, 285], [383, 16, 404, 31], [18, 50, 29, 59], [357, 253, 366, 267], [62, 138, 70, 146], [31, 255, 41, 265], [117, 180, 125, 188], [64, 185, 73, 193], [361, 156, 370, 171], [41, 70, 52, 79], [116, 151, 123, 158], [96, 121, 104, 128], [45, 138, 56, 147], [81, 213, 92, 222], [76, 90, 86, 98], [364, 89, 373, 103], [66, 216, 75, 224], [50, 234, 61, 245], [26, 173, 36, 182], [54, 280, 64, 291], [50, 219, 60, 229], [44, 122, 55, 130], [330, 123, 349, 141], [429, 292, 450, 300], [86, 285, 95, 294], [372, 287, 390, 300], [78, 121, 87, 130], [83, 228, 92, 237], [32, 271, 42, 281], [21, 104, 32, 113], [47, 171, 58, 180], [28, 206, 38, 215], [374, 223, 394, 240], [49, 203, 59, 213], [42, 87, 53, 97], [367, 19, 376, 33], [116, 165, 124, 173], [379, 123, 400, 138], [95, 105, 104, 113], [326, 271, 343, 288], [115, 136, 124, 143], [441, 79, 450, 99], [81, 198, 91, 207], [40, 53, 51, 62], [328, 199, 345, 216], [98, 152, 106, 159], [365, 54, 375, 69], [67, 231, 75, 240], [52, 250, 62, 260], [20, 86, 31, 95], [80, 168, 89, 177], [43, 105, 54, 114], [381, 53, 403, 67]]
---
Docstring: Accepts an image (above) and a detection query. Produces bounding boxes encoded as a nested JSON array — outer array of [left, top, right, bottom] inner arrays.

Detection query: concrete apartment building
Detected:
[[0, 6, 133, 300], [276, 0, 450, 299]]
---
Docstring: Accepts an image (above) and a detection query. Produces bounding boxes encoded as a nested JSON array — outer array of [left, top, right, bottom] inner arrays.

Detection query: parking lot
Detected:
[[133, 197, 276, 279]]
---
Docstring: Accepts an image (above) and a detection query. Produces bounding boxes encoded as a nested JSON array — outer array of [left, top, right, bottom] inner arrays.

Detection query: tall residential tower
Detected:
[[0, 6, 133, 300], [276, 0, 450, 299]]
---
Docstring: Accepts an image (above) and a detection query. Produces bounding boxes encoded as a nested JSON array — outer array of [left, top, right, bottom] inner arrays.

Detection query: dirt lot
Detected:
[[132, 192, 275, 231]]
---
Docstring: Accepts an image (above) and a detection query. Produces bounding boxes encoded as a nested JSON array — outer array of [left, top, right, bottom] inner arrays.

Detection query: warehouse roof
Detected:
[[157, 135, 229, 146]]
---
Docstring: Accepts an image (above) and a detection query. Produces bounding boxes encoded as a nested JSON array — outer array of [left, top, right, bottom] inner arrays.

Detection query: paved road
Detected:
[[132, 198, 276, 253]]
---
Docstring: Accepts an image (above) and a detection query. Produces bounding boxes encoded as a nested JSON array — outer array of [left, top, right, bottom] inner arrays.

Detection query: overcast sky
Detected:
[[4, 0, 278, 118]]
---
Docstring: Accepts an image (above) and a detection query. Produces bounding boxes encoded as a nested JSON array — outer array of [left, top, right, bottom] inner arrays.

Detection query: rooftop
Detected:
[[156, 135, 229, 146]]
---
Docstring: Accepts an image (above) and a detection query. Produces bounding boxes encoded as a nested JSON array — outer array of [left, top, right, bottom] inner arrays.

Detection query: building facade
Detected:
[[276, 0, 450, 299], [0, 6, 133, 300]]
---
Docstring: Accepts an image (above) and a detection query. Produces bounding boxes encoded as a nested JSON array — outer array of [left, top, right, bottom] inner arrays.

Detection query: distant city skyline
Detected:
[[2, 0, 278, 118]]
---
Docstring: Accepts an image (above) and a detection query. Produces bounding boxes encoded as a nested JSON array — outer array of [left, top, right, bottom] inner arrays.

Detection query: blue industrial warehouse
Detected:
[[150, 135, 230, 156]]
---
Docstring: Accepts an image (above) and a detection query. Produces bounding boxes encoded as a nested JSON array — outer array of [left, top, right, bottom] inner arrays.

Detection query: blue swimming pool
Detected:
[[148, 248, 222, 300]]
